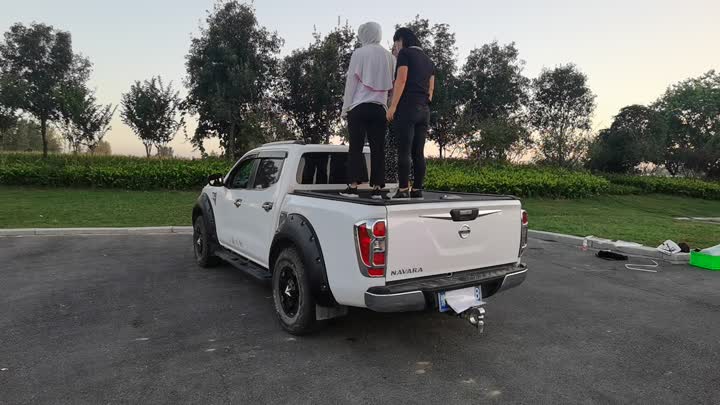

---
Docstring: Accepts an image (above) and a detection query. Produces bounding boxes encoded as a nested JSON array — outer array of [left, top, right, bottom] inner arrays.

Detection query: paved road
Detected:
[[1, 234, 719, 404]]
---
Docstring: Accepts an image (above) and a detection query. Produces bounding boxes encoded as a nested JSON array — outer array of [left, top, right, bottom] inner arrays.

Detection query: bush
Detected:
[[425, 159, 610, 198], [605, 174, 720, 200], [7, 153, 716, 200], [605, 183, 644, 195], [0, 153, 232, 190]]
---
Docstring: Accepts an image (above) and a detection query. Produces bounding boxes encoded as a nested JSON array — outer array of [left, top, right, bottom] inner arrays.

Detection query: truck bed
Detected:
[[292, 189, 517, 205]]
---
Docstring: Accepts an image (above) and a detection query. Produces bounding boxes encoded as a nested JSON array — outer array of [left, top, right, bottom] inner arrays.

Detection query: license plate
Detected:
[[438, 286, 483, 312]]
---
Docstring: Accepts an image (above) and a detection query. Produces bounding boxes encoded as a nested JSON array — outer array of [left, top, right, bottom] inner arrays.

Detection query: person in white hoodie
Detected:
[[340, 22, 395, 199]]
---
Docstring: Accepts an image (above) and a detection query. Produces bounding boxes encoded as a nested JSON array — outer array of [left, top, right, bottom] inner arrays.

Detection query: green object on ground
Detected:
[[690, 251, 720, 271]]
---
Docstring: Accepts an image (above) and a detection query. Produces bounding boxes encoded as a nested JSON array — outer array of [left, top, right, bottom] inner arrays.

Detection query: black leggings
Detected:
[[395, 104, 429, 189], [347, 103, 387, 187]]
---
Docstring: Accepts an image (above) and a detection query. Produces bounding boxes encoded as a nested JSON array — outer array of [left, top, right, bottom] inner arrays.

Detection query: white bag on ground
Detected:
[[701, 244, 720, 256], [657, 240, 682, 255]]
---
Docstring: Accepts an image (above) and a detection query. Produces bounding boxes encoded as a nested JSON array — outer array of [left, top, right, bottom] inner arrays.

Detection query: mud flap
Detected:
[[316, 304, 348, 321]]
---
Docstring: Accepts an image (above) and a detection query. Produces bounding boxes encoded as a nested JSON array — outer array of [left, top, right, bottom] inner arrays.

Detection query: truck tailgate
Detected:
[[385, 199, 522, 282]]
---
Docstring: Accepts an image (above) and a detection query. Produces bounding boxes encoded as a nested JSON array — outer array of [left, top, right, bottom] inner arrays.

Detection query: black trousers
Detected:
[[395, 103, 429, 189], [347, 103, 387, 188]]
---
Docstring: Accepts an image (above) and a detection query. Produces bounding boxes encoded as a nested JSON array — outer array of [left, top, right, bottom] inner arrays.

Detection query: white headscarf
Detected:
[[341, 22, 395, 116]]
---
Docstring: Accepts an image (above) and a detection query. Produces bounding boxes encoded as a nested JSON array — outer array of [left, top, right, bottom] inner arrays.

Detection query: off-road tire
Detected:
[[272, 247, 318, 335], [193, 216, 219, 268]]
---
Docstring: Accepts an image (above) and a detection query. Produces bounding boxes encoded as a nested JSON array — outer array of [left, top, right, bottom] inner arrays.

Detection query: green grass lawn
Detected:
[[524, 194, 720, 249], [1, 186, 718, 248], [0, 186, 196, 228]]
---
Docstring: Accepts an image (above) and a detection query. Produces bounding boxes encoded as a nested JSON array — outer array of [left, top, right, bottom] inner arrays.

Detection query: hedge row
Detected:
[[605, 174, 720, 200], [0, 153, 231, 190], [4, 153, 716, 200], [1, 153, 613, 198], [425, 160, 610, 198]]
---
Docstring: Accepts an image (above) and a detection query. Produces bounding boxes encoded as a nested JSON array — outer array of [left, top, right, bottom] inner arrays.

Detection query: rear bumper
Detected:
[[364, 263, 527, 312]]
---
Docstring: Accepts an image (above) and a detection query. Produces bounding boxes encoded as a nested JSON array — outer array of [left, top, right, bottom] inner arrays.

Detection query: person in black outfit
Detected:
[[386, 27, 435, 199]]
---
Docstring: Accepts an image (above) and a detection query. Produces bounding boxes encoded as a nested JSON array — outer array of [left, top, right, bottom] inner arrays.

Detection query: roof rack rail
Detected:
[[262, 140, 306, 146]]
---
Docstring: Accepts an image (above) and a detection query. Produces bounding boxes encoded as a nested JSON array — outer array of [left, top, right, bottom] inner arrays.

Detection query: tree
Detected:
[[185, 1, 283, 160], [396, 17, 463, 158], [461, 41, 529, 122], [654, 70, 720, 178], [461, 118, 530, 162], [395, 16, 432, 47], [0, 76, 18, 134], [0, 104, 15, 134], [57, 85, 115, 154], [81, 102, 115, 154], [0, 23, 90, 157], [93, 139, 112, 156], [529, 64, 596, 167], [0, 118, 62, 152], [56, 83, 89, 152], [588, 105, 668, 173], [278, 24, 354, 144], [457, 41, 530, 162], [121, 76, 184, 157], [156, 145, 174, 158]]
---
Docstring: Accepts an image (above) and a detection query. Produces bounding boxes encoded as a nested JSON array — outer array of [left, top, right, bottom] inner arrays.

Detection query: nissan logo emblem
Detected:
[[458, 224, 471, 239]]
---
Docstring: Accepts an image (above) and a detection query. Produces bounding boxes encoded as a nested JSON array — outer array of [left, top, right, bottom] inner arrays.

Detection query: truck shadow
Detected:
[[212, 260, 478, 340]]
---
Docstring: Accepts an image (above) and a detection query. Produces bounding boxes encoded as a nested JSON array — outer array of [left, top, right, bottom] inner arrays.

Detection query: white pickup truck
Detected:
[[192, 141, 528, 334]]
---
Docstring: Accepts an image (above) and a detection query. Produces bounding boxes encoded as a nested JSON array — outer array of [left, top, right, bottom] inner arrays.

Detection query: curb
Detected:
[[529, 230, 690, 265], [0, 227, 692, 265], [0, 226, 193, 237]]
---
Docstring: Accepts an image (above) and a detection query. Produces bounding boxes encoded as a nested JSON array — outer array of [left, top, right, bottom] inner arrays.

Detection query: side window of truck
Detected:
[[226, 159, 256, 189], [252, 158, 284, 190]]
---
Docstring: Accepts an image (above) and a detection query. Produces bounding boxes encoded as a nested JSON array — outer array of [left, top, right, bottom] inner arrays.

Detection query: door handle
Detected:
[[234, 198, 243, 208], [262, 202, 274, 212]]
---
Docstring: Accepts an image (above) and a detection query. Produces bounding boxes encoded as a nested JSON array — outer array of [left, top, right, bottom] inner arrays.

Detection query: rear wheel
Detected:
[[193, 216, 219, 267], [272, 247, 317, 335]]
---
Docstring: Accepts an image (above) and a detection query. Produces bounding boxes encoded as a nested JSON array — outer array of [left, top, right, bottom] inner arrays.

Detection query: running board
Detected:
[[215, 249, 271, 281]]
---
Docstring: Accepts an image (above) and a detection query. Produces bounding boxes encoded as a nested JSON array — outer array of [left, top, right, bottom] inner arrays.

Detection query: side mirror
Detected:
[[207, 173, 225, 187]]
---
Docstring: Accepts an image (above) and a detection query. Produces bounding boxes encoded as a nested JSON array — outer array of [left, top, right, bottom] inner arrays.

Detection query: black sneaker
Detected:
[[370, 188, 386, 200], [393, 189, 410, 199], [410, 189, 423, 199], [339, 186, 359, 198]]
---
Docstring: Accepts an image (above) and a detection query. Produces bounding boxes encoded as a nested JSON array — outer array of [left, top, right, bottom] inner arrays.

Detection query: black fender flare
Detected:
[[270, 213, 336, 307], [192, 193, 219, 251]]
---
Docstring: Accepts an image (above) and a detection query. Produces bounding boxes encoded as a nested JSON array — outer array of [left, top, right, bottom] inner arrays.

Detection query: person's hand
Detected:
[[386, 106, 396, 122]]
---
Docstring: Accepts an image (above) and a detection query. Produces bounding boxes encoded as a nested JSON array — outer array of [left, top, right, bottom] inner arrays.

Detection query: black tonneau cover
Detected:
[[291, 189, 517, 206]]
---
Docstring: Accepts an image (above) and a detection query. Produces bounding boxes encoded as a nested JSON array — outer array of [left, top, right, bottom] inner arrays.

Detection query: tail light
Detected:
[[519, 210, 528, 256], [354, 219, 386, 277]]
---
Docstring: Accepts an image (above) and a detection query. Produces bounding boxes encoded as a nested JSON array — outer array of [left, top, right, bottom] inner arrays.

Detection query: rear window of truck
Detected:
[[297, 152, 368, 185]]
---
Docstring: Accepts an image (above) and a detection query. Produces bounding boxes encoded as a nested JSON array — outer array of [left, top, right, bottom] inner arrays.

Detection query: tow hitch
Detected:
[[461, 306, 486, 332], [438, 286, 487, 332]]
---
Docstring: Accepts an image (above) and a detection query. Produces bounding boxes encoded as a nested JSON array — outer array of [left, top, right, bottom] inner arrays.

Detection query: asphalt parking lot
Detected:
[[1, 234, 719, 404]]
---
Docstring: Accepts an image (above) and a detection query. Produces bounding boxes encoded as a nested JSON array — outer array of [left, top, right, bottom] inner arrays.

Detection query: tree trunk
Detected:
[[144, 143, 153, 158], [40, 116, 48, 158], [228, 121, 236, 161]]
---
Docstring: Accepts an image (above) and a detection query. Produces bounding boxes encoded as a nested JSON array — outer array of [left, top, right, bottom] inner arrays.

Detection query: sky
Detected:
[[1, 0, 718, 157]]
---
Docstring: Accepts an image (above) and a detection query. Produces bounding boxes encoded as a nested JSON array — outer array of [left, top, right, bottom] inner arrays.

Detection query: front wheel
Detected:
[[193, 216, 219, 267], [272, 247, 318, 335]]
